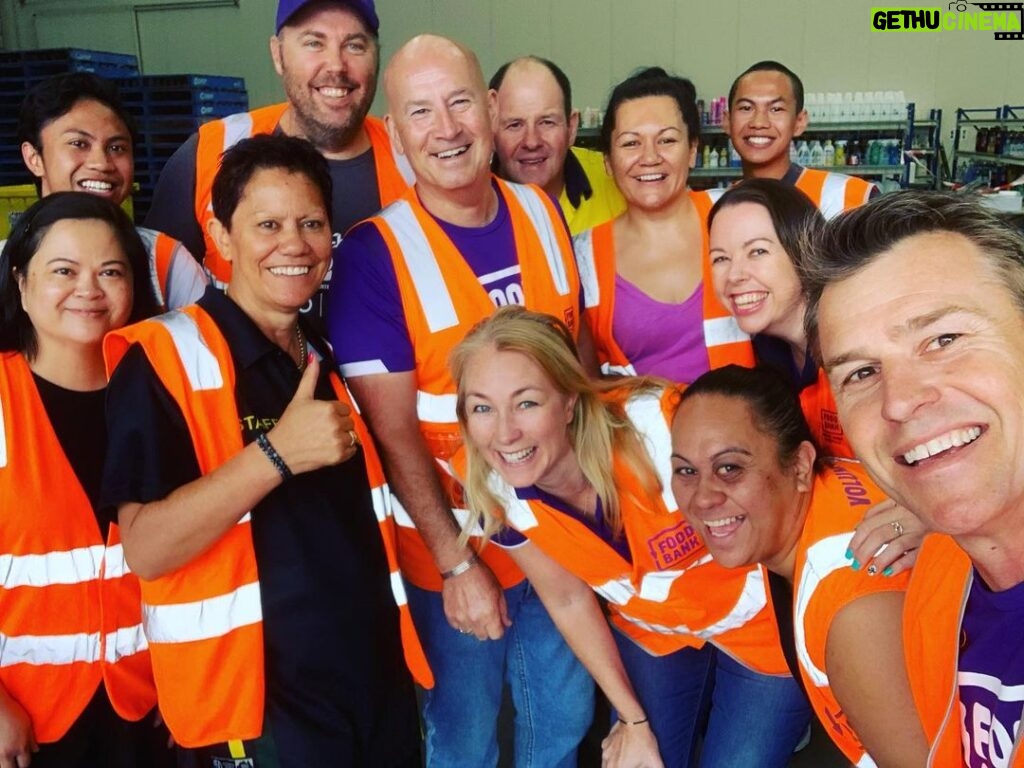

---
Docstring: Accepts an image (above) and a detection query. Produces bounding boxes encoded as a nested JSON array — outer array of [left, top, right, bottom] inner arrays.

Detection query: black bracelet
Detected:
[[256, 433, 292, 480], [617, 715, 649, 726]]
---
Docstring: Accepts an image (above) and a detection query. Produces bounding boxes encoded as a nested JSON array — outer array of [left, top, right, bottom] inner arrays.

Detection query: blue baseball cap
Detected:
[[275, 0, 379, 34]]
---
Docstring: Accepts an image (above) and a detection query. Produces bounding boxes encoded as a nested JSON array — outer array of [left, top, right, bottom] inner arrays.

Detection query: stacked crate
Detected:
[[0, 48, 140, 187], [0, 48, 247, 225], [120, 74, 248, 220]]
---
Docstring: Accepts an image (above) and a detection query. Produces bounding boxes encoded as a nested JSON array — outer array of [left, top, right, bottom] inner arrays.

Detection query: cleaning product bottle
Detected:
[[709, 145, 720, 168], [834, 140, 846, 166], [796, 140, 811, 166], [823, 139, 835, 166], [809, 140, 825, 166], [702, 143, 711, 168]]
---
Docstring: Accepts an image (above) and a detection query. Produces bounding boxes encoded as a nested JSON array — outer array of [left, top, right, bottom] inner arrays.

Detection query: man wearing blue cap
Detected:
[[144, 0, 413, 328]]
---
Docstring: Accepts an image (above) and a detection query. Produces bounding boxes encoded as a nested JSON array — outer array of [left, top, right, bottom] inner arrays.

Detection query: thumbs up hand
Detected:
[[267, 355, 359, 475]]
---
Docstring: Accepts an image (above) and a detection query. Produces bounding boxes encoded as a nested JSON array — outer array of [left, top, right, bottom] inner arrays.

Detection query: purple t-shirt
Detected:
[[610, 273, 710, 384], [493, 486, 632, 564], [328, 184, 522, 374], [958, 571, 1024, 766]]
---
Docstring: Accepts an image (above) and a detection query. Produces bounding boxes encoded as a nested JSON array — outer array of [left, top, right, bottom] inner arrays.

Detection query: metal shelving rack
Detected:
[[575, 102, 943, 190], [952, 105, 1024, 184]]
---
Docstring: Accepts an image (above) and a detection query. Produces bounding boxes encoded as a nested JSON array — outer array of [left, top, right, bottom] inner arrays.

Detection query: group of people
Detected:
[[1, 0, 1021, 767]]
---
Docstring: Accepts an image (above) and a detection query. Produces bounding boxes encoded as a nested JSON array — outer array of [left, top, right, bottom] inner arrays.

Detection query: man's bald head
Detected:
[[383, 34, 486, 111]]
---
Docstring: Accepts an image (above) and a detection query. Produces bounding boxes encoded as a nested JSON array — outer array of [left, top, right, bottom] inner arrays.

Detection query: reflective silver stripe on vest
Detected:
[[573, 228, 600, 310], [391, 494, 485, 537], [142, 580, 262, 644], [152, 312, 224, 392], [390, 571, 409, 607], [504, 183, 570, 296], [393, 147, 416, 186], [134, 226, 165, 308], [856, 754, 878, 768], [819, 173, 849, 220], [104, 623, 149, 663], [624, 391, 678, 513], [703, 315, 750, 349], [416, 390, 458, 424], [379, 200, 459, 333], [0, 630, 100, 666], [0, 393, 6, 469], [102, 543, 131, 580], [601, 362, 637, 376], [221, 112, 254, 153], [794, 531, 852, 687], [370, 483, 390, 524], [0, 545, 102, 588], [704, 188, 727, 205], [616, 564, 768, 640]]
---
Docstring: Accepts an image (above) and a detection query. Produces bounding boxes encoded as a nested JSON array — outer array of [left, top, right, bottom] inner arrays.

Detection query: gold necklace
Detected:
[[295, 323, 308, 372]]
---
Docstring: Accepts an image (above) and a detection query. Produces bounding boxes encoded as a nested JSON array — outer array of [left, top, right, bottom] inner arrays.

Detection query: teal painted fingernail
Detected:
[[845, 548, 853, 560], [883, 567, 894, 577], [851, 559, 861, 571]]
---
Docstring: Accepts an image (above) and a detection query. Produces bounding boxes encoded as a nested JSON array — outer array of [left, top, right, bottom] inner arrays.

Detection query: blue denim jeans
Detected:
[[613, 632, 811, 768], [699, 651, 811, 768], [406, 579, 594, 768], [613, 630, 715, 768]]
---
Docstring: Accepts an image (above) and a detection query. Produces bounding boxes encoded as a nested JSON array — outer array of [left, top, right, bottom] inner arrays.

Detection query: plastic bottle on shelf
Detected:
[[806, 92, 820, 122], [866, 139, 880, 166], [728, 140, 742, 167], [853, 92, 867, 121], [824, 139, 835, 166], [994, 127, 1006, 156], [809, 140, 825, 166], [976, 127, 989, 153], [702, 143, 711, 168], [790, 141, 799, 164], [834, 140, 847, 166], [709, 145, 720, 168], [848, 140, 861, 166], [796, 140, 811, 166], [719, 143, 729, 168], [888, 139, 903, 166], [841, 92, 854, 122]]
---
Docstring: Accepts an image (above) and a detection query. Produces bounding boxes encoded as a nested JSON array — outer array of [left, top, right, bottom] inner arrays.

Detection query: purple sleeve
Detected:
[[326, 221, 415, 375], [492, 526, 528, 549]]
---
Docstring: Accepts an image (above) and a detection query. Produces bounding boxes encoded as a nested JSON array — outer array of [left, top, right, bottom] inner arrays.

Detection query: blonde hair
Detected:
[[451, 305, 667, 543]]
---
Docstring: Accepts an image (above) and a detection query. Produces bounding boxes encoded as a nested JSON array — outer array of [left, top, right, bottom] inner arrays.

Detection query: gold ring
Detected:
[[890, 520, 904, 538], [348, 429, 360, 448]]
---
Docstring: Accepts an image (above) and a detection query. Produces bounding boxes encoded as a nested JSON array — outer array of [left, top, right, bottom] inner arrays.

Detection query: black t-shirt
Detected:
[[34, 375, 109, 535], [143, 129, 386, 333], [100, 287, 419, 766]]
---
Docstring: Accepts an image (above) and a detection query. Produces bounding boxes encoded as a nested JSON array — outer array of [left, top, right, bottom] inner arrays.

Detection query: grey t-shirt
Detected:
[[143, 129, 386, 328]]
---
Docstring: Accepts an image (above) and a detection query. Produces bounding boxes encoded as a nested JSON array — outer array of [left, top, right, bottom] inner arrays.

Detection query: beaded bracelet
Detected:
[[256, 433, 292, 480]]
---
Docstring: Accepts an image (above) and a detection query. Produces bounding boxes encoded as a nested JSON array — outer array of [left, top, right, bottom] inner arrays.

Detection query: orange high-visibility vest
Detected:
[[792, 460, 907, 765], [701, 168, 875, 221], [135, 227, 207, 311], [469, 386, 789, 675], [799, 369, 854, 459], [0, 352, 156, 743], [367, 177, 580, 591], [194, 104, 413, 284], [795, 168, 876, 220], [902, 535, 1024, 767], [574, 191, 754, 377], [104, 305, 432, 747]]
